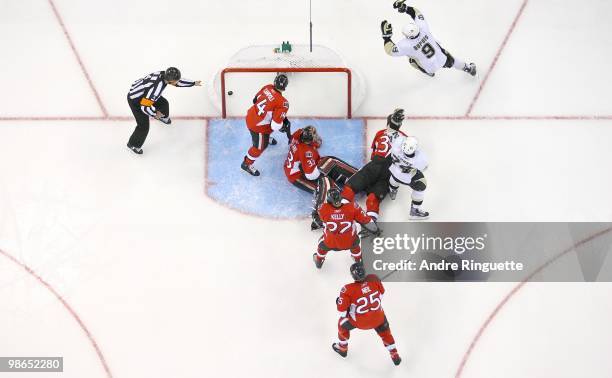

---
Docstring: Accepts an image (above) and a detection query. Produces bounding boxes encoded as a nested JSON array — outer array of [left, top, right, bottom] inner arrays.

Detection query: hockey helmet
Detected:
[[350, 262, 367, 282], [164, 67, 181, 82], [402, 136, 418, 156], [274, 73, 289, 91], [326, 188, 343, 208], [387, 108, 405, 130], [402, 19, 420, 39], [300, 125, 317, 144]]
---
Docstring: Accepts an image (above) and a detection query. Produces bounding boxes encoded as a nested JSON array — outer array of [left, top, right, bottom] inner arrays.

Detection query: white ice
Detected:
[[1, 0, 612, 377]]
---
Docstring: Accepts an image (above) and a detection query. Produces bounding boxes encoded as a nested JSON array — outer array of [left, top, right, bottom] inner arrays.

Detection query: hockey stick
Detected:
[[379, 259, 410, 281], [309, 0, 313, 52]]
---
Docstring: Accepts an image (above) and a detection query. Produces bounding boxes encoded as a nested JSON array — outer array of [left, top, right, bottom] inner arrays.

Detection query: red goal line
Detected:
[[1, 115, 612, 122]]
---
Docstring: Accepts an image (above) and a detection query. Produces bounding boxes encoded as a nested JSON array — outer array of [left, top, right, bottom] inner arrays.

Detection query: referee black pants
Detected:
[[127, 96, 169, 148]]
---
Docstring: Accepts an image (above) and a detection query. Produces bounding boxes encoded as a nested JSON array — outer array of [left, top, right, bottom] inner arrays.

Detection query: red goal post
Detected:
[[220, 67, 352, 118]]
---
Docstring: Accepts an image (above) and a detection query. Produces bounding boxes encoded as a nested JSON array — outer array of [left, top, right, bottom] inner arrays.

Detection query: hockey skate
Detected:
[[269, 137, 277, 146], [410, 206, 429, 220], [158, 116, 172, 125], [464, 63, 477, 77], [313, 253, 324, 269], [389, 187, 398, 200], [127, 143, 143, 155], [332, 342, 348, 358], [241, 161, 260, 176], [390, 350, 402, 366]]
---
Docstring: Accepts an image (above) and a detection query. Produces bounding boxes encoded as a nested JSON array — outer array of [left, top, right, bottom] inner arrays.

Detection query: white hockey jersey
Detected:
[[389, 136, 428, 184], [388, 14, 447, 75]]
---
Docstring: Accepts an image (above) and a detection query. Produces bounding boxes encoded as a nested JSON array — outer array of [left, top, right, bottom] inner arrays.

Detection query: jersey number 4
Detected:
[[256, 98, 267, 116], [355, 291, 382, 314]]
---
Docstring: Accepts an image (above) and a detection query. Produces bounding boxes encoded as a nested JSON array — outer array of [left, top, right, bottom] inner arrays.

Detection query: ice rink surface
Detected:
[[1, 0, 612, 377]]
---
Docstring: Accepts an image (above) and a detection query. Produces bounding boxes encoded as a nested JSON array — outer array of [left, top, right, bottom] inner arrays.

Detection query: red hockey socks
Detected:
[[366, 193, 380, 220], [244, 146, 264, 165], [337, 319, 351, 345], [377, 328, 397, 353], [350, 246, 362, 262], [315, 247, 328, 263]]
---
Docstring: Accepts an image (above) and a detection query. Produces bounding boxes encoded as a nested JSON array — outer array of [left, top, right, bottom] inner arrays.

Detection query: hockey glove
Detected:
[[381, 21, 393, 39], [359, 221, 382, 238], [401, 165, 417, 175], [393, 0, 408, 13], [279, 118, 292, 143]]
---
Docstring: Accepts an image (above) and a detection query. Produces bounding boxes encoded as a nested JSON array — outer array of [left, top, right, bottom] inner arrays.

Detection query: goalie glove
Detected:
[[279, 118, 292, 143], [393, 0, 408, 13], [381, 20, 393, 39]]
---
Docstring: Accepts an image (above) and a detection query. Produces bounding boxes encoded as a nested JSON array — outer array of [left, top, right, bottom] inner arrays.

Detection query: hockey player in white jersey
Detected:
[[381, 0, 476, 77], [388, 136, 430, 219]]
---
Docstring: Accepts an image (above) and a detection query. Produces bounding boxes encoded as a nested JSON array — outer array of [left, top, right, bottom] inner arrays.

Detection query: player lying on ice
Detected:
[[381, 0, 476, 77], [333, 262, 401, 366], [342, 108, 407, 221], [284, 126, 359, 230], [313, 188, 380, 269]]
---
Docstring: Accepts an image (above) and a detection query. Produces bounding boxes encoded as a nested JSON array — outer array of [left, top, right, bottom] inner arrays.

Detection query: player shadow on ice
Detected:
[[207, 118, 365, 218]]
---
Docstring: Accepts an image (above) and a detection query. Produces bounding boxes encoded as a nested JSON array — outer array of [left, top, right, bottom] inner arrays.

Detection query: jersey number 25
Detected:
[[355, 291, 382, 314]]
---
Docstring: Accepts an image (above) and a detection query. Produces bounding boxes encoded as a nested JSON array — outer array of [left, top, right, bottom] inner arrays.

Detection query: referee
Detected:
[[126, 67, 202, 154]]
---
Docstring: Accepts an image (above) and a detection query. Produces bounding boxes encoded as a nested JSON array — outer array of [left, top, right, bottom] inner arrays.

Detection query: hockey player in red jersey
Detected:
[[342, 108, 406, 221], [284, 126, 323, 192], [332, 262, 401, 366], [313, 188, 380, 268], [241, 74, 292, 176], [284, 126, 359, 230]]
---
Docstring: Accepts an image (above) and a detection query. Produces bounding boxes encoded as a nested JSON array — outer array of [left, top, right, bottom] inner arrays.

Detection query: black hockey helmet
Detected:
[[350, 262, 367, 282], [326, 188, 343, 208], [274, 73, 289, 91], [164, 67, 181, 82], [387, 108, 405, 130], [300, 125, 316, 144]]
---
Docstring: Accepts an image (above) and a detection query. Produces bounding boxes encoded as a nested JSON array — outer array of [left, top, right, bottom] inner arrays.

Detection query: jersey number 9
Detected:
[[422, 43, 435, 59]]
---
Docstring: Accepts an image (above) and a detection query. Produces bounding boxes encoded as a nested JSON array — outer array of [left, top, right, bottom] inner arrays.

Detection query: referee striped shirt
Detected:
[[128, 71, 195, 117]]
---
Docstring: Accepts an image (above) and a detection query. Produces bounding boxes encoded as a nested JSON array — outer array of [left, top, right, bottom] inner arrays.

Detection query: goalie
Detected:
[[284, 126, 358, 230], [381, 0, 476, 77]]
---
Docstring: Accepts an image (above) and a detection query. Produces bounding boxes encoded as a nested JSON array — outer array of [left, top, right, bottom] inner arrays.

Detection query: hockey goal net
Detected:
[[209, 44, 366, 118]]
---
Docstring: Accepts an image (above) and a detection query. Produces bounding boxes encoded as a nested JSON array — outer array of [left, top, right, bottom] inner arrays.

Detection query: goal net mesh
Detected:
[[209, 44, 366, 117]]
